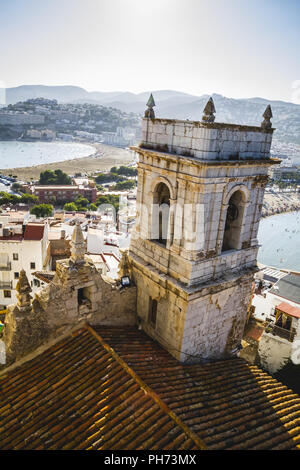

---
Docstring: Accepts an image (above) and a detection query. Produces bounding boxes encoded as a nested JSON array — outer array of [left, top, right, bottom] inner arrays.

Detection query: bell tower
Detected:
[[128, 96, 278, 362]]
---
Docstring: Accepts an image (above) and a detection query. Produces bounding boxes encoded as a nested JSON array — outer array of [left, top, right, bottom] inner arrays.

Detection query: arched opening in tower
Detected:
[[222, 190, 245, 252], [152, 182, 170, 246]]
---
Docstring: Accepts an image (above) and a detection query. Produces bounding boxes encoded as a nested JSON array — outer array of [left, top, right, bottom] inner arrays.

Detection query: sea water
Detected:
[[0, 141, 96, 169], [257, 211, 300, 271]]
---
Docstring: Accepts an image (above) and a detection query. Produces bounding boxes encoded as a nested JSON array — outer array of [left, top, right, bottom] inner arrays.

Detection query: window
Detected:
[[13, 253, 18, 261], [148, 297, 158, 327], [30, 262, 36, 269], [151, 182, 170, 246], [222, 190, 245, 252], [33, 279, 40, 287], [4, 290, 11, 298], [14, 272, 19, 279]]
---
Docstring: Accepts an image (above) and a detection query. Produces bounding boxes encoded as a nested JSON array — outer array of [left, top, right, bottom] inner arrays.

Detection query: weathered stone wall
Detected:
[[129, 249, 254, 363], [141, 118, 273, 160], [130, 147, 269, 287], [2, 256, 137, 367], [3, 300, 50, 366], [180, 274, 253, 362], [131, 256, 186, 360], [257, 317, 300, 374], [258, 334, 292, 374], [128, 113, 275, 362]]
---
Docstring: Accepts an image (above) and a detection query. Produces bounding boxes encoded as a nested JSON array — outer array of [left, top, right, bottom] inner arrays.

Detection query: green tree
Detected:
[[89, 203, 98, 211], [30, 204, 53, 218], [63, 202, 78, 212], [110, 166, 137, 177], [75, 196, 89, 211], [19, 194, 39, 205], [96, 194, 120, 213], [94, 172, 122, 184], [112, 180, 136, 191], [0, 192, 20, 206], [11, 182, 23, 193], [39, 169, 71, 185]]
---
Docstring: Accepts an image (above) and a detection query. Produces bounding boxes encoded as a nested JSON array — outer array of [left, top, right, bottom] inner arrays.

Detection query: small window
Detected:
[[30, 262, 36, 269], [13, 253, 18, 261], [4, 290, 11, 298], [149, 297, 158, 327], [33, 279, 40, 287], [14, 272, 19, 279]]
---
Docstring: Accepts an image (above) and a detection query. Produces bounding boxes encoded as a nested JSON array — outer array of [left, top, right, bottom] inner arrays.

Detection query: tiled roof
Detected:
[[1, 324, 299, 450], [244, 323, 265, 342], [23, 224, 45, 241], [0, 325, 203, 451], [97, 326, 300, 450], [276, 302, 300, 319]]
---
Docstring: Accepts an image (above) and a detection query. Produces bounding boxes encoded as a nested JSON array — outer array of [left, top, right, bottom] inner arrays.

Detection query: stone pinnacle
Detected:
[[144, 93, 156, 119], [202, 97, 216, 123]]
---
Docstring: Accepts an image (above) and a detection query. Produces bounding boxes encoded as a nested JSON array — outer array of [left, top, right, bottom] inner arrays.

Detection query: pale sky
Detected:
[[0, 0, 300, 102]]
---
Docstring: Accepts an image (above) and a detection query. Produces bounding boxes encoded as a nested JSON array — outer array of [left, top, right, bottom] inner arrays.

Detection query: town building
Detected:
[[0, 220, 50, 308], [31, 184, 97, 204], [247, 272, 300, 373]]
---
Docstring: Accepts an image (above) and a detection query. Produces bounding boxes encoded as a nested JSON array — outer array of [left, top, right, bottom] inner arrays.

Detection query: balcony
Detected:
[[265, 323, 296, 342], [0, 262, 11, 271], [0, 281, 12, 289]]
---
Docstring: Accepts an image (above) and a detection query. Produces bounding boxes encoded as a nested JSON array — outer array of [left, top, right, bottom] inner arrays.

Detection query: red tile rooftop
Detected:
[[0, 324, 299, 450], [277, 302, 300, 319], [23, 224, 45, 241]]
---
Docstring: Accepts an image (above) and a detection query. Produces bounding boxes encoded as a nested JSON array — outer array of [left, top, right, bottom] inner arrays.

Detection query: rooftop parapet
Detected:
[[140, 96, 275, 161]]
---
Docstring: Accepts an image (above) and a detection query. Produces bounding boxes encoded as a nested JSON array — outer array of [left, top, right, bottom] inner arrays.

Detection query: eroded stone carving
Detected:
[[16, 269, 32, 312], [261, 105, 273, 129]]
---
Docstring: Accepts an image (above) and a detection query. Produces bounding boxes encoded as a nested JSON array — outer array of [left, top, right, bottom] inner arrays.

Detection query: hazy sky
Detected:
[[0, 0, 300, 102]]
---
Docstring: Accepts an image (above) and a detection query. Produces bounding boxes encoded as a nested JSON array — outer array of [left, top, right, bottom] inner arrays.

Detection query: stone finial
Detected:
[[70, 222, 86, 265], [261, 105, 273, 129], [202, 97, 216, 122], [16, 269, 32, 312], [144, 93, 156, 119]]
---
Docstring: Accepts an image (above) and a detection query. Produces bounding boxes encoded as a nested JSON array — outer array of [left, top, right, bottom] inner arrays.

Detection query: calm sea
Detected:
[[0, 141, 96, 169], [257, 211, 300, 271]]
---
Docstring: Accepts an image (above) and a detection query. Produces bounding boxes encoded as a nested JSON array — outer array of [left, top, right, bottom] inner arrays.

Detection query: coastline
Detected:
[[0, 141, 135, 180], [261, 191, 300, 218]]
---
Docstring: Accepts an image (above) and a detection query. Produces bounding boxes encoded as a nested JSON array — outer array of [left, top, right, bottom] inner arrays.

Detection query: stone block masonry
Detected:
[[141, 118, 273, 161], [128, 98, 277, 361]]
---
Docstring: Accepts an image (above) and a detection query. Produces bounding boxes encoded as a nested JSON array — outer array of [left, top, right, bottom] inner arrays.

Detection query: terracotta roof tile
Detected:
[[1, 324, 300, 450], [0, 325, 205, 451], [96, 326, 300, 450], [276, 302, 300, 319], [23, 224, 45, 241]]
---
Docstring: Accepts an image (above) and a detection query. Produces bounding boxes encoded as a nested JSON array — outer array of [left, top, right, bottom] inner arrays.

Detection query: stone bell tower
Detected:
[[128, 96, 278, 362]]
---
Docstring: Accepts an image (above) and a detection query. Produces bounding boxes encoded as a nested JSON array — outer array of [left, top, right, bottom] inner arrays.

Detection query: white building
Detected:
[[252, 273, 300, 373], [0, 222, 50, 309]]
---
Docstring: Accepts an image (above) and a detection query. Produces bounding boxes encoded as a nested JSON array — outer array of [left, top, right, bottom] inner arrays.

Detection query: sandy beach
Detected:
[[0, 142, 135, 180], [262, 191, 300, 217]]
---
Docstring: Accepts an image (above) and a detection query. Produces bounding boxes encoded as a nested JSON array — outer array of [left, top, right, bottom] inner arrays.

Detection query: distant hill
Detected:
[[3, 85, 300, 145]]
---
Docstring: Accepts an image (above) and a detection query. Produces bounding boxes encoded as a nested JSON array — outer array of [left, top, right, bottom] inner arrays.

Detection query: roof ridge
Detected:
[[85, 323, 207, 451]]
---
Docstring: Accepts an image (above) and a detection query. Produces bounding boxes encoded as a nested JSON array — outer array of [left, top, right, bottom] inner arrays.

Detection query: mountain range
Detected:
[[2, 85, 300, 145]]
